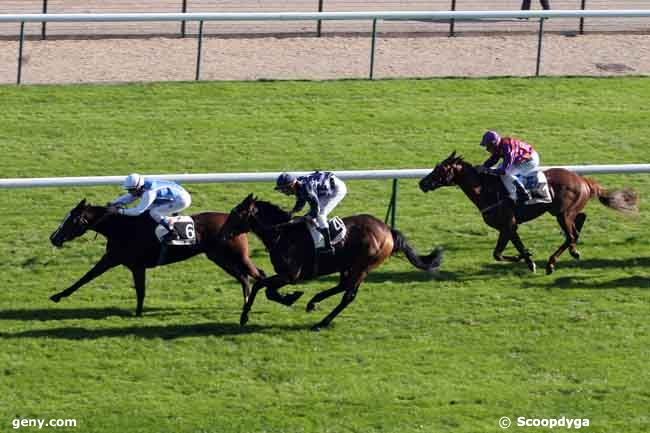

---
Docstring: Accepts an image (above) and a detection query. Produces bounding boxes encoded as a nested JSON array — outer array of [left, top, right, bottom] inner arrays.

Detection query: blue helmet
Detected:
[[480, 130, 501, 147], [275, 172, 297, 190]]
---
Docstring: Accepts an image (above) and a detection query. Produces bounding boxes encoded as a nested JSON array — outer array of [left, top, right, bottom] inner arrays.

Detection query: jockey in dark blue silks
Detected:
[[275, 171, 348, 254]]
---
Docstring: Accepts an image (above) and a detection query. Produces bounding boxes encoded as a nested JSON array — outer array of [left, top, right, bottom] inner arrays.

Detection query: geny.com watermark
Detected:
[[499, 416, 590, 429], [12, 418, 77, 430]]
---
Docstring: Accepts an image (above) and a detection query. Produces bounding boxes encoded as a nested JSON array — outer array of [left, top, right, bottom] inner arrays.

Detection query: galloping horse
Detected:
[[419, 152, 638, 274], [49, 199, 265, 315], [219, 194, 443, 330]]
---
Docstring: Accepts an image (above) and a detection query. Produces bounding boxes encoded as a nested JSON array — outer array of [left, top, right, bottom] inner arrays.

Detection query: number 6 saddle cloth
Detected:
[[154, 216, 197, 246]]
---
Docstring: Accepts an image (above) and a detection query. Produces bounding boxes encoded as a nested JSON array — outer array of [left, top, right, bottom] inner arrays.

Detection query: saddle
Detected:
[[514, 171, 553, 205], [307, 217, 347, 251], [154, 216, 197, 246]]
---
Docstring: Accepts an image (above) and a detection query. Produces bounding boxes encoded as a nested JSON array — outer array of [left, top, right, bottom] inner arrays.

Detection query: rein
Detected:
[[480, 199, 506, 214]]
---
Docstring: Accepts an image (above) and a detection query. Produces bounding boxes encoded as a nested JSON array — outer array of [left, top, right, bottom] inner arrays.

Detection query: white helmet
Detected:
[[123, 173, 144, 190]]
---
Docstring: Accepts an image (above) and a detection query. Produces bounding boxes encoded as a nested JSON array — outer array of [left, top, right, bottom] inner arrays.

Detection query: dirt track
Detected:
[[0, 32, 648, 84]]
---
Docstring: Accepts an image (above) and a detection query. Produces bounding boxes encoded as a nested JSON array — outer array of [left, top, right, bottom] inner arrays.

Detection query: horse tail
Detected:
[[391, 229, 443, 272], [585, 178, 639, 215]]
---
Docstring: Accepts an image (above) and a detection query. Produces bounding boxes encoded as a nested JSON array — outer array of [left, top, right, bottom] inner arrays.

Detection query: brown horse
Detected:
[[419, 151, 639, 274], [49, 199, 265, 316], [219, 194, 443, 330]]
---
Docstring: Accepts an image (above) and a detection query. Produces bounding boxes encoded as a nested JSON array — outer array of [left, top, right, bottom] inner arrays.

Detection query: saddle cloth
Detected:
[[516, 171, 553, 205], [154, 216, 197, 246], [307, 217, 347, 250]]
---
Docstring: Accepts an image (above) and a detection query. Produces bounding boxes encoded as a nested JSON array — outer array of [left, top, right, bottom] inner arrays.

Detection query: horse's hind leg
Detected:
[[306, 273, 347, 313], [570, 213, 587, 260], [546, 213, 577, 275], [50, 254, 117, 303], [312, 269, 367, 331], [206, 251, 262, 305]]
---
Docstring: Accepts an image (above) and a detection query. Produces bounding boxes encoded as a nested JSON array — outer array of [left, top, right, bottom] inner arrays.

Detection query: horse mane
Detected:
[[254, 200, 292, 225]]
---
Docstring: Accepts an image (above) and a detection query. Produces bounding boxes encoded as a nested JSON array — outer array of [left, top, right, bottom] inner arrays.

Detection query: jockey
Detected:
[[478, 130, 540, 204], [275, 170, 347, 254], [109, 173, 192, 240]]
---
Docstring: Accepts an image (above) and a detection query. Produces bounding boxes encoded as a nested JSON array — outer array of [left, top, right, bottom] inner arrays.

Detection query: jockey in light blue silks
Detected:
[[275, 171, 347, 254], [109, 173, 192, 240]]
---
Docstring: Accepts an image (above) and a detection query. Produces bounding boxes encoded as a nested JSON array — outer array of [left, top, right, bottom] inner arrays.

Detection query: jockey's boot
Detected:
[[160, 219, 179, 242], [318, 227, 335, 255], [514, 180, 532, 204]]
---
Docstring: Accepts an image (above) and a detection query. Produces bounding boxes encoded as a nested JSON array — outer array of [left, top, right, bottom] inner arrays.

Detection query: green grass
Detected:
[[1, 77, 649, 433]]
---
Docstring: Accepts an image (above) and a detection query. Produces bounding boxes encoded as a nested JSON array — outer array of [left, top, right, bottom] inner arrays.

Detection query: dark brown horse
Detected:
[[218, 194, 443, 330], [419, 152, 639, 274], [49, 199, 265, 316]]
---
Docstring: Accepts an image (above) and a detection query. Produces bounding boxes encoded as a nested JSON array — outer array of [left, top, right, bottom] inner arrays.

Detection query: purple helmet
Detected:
[[275, 172, 297, 190], [480, 131, 501, 147]]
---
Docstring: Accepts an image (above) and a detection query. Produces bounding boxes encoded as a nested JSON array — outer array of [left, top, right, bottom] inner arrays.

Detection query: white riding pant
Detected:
[[148, 191, 192, 225], [501, 151, 540, 201], [314, 177, 347, 230]]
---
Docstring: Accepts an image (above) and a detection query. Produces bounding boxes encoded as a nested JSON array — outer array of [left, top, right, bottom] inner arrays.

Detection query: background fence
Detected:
[[2, 1, 650, 40], [3, 164, 648, 227], [3, 10, 650, 84]]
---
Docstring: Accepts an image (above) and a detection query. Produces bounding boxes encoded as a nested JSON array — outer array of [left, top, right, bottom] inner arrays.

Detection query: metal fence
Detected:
[[1, 1, 650, 39], [3, 164, 648, 227], [3, 10, 650, 84]]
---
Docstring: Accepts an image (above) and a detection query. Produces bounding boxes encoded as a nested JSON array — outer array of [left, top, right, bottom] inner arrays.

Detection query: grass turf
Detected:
[[1, 77, 649, 433]]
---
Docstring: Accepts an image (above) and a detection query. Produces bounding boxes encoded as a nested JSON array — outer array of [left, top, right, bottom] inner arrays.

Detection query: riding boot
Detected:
[[160, 219, 179, 242], [514, 180, 532, 203], [318, 227, 335, 255]]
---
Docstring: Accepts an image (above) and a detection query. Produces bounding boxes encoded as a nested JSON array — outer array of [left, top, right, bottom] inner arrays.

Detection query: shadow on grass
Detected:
[[0, 322, 311, 340], [479, 256, 650, 277], [0, 307, 215, 321], [548, 276, 649, 290]]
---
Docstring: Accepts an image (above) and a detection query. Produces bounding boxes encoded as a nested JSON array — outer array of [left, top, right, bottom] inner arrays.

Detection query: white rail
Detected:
[[1, 10, 650, 23], [1, 165, 649, 189]]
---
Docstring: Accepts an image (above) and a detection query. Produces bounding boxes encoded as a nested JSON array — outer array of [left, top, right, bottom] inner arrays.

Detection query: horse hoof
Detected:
[[240, 314, 249, 327], [286, 291, 304, 306], [50, 295, 61, 303], [306, 302, 317, 313], [528, 261, 537, 273], [546, 264, 555, 275], [570, 250, 581, 260]]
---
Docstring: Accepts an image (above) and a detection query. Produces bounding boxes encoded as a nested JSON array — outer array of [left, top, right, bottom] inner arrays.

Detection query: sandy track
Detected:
[[0, 32, 648, 85]]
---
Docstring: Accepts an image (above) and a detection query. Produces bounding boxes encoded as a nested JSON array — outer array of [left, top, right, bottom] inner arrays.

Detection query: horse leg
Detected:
[[130, 267, 146, 317], [240, 277, 266, 327], [570, 213, 587, 260], [206, 251, 265, 305], [306, 274, 347, 313], [492, 229, 516, 262], [240, 275, 300, 326], [311, 269, 367, 331], [546, 213, 576, 275], [510, 231, 536, 273], [50, 254, 117, 303]]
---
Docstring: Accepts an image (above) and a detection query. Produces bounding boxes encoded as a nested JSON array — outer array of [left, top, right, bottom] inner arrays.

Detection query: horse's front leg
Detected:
[[50, 254, 118, 303], [510, 231, 536, 273], [492, 229, 516, 262], [128, 266, 146, 317]]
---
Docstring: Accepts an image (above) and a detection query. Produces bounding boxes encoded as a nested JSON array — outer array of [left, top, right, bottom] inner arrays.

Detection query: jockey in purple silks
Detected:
[[275, 171, 347, 254], [478, 131, 541, 203]]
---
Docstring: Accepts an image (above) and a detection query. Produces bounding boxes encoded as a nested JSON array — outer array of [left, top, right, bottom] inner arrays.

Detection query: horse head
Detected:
[[50, 199, 94, 247], [419, 151, 466, 192], [220, 194, 293, 242], [220, 194, 259, 241]]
